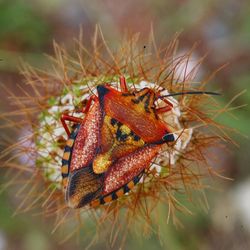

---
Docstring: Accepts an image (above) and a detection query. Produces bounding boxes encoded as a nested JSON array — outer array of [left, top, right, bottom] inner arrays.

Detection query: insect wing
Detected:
[[70, 100, 102, 171], [62, 100, 103, 208], [66, 164, 103, 208], [103, 144, 161, 195]]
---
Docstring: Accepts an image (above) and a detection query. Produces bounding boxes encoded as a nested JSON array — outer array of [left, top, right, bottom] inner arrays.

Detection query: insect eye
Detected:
[[162, 133, 175, 142]]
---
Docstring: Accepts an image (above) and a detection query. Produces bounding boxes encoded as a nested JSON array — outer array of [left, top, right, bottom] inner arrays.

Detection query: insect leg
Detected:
[[60, 114, 83, 137], [119, 76, 129, 93], [156, 98, 173, 113], [61, 95, 98, 136], [82, 95, 98, 114]]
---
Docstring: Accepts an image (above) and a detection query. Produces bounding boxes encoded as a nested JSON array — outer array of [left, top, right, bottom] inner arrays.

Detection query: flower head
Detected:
[[0, 28, 230, 246]]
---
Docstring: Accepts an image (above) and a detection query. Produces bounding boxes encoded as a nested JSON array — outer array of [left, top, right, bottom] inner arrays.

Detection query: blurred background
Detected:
[[0, 0, 249, 249]]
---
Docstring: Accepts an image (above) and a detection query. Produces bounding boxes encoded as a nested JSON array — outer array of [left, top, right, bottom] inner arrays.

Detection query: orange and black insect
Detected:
[[61, 77, 219, 208]]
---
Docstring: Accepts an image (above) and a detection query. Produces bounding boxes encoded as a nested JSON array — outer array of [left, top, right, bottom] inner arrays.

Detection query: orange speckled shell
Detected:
[[70, 100, 102, 171], [97, 85, 171, 143], [103, 144, 161, 195]]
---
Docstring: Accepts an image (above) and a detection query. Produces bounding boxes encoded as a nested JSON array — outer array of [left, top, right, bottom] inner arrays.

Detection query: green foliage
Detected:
[[0, 0, 50, 50]]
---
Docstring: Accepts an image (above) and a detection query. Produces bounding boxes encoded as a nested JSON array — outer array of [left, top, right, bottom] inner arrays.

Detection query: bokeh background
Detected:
[[0, 0, 249, 249]]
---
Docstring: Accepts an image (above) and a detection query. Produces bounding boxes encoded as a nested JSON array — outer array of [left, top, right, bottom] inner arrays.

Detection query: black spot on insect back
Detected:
[[133, 134, 140, 141], [116, 129, 128, 142], [120, 133, 128, 141], [111, 118, 117, 126]]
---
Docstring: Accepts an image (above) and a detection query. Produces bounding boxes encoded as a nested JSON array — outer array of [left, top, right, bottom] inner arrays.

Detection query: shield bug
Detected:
[[61, 77, 219, 208]]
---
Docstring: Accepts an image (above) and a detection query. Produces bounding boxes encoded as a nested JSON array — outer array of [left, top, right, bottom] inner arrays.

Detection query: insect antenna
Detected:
[[159, 91, 221, 98]]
